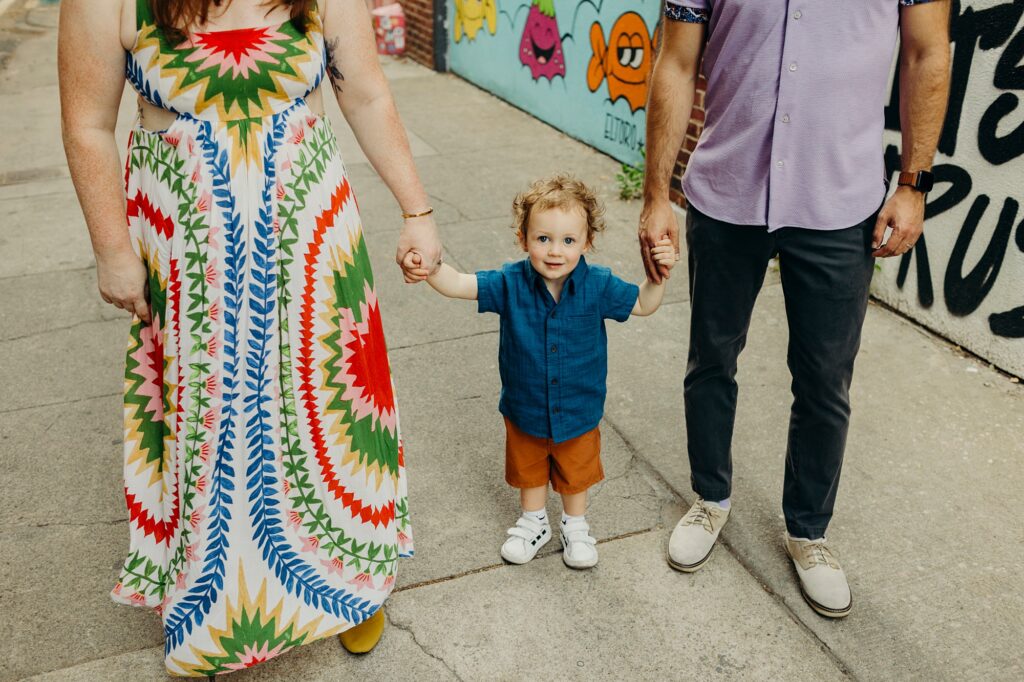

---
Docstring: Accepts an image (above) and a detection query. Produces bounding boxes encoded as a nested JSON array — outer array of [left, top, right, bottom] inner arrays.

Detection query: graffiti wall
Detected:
[[446, 0, 660, 166], [875, 0, 1024, 377]]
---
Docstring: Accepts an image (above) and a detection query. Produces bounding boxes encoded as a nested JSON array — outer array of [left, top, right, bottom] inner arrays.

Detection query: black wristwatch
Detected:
[[897, 170, 934, 193]]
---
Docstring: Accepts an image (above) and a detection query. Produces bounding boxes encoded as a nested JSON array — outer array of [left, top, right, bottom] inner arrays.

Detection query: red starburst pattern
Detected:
[[336, 286, 397, 434]]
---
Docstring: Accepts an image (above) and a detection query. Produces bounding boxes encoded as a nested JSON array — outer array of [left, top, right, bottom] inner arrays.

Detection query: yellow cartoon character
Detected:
[[587, 12, 656, 113], [454, 0, 498, 42]]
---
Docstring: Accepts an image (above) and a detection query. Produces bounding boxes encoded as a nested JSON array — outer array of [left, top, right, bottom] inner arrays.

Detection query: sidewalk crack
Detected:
[[600, 413, 858, 681], [10, 518, 128, 530], [2, 318, 113, 343], [389, 329, 497, 352], [0, 391, 121, 415], [385, 611, 466, 681]]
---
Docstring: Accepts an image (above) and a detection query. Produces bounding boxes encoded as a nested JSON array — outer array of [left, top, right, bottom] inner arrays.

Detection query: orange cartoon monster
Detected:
[[587, 12, 656, 113]]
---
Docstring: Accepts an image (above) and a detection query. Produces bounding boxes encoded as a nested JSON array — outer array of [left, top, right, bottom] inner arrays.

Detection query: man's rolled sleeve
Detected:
[[665, 0, 709, 23], [476, 269, 507, 316], [601, 274, 640, 323]]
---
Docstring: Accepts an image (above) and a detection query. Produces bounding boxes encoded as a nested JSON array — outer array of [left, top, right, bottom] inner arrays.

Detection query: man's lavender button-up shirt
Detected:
[[665, 0, 936, 232]]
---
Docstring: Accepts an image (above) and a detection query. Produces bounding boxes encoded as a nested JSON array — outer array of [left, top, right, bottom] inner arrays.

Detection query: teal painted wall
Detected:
[[447, 0, 662, 166]]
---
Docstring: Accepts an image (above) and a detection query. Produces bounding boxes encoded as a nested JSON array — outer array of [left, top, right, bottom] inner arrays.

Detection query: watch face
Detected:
[[918, 171, 935, 193]]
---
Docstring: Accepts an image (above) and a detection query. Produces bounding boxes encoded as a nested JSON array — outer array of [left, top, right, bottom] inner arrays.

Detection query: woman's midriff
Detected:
[[136, 86, 326, 132]]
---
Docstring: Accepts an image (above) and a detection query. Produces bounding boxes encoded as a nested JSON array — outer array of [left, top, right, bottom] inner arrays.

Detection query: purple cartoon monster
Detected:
[[519, 0, 565, 80]]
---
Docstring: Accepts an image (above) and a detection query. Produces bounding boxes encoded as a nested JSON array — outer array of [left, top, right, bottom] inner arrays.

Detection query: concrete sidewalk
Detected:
[[1, 3, 1022, 680]]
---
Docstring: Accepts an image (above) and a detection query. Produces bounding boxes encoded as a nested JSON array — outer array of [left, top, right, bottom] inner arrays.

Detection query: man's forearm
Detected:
[[643, 58, 698, 202], [899, 40, 951, 171]]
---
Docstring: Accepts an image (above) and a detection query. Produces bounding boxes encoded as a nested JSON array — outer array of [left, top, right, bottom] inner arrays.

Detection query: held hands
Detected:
[[872, 186, 925, 258], [639, 197, 681, 283], [401, 250, 432, 282], [395, 213, 442, 283], [96, 249, 152, 324], [649, 238, 677, 279]]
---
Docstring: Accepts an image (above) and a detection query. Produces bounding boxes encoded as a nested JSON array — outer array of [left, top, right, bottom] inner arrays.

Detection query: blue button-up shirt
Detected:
[[477, 256, 639, 443], [666, 0, 936, 231]]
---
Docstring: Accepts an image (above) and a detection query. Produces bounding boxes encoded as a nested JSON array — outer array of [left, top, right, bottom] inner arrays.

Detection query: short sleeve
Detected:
[[600, 273, 640, 323], [476, 269, 507, 316], [665, 0, 710, 23]]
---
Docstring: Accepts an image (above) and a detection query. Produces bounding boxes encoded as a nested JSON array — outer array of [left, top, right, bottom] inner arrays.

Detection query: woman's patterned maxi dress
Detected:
[[113, 3, 412, 675]]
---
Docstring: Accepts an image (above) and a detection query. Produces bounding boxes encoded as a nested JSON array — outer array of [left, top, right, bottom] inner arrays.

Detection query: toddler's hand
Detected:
[[401, 250, 431, 284], [650, 238, 676, 279]]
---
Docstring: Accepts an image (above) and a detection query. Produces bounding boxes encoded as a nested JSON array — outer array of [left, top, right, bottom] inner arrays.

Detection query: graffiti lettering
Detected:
[[603, 112, 639, 151], [885, 0, 1024, 339]]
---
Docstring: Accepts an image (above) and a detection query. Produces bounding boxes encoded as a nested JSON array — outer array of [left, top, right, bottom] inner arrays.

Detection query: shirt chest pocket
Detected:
[[563, 314, 600, 356]]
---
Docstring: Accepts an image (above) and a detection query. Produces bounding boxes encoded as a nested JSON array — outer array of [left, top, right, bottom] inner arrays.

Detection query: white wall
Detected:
[[874, 0, 1024, 377]]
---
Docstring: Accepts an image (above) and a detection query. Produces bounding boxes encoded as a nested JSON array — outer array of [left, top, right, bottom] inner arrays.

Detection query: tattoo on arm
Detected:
[[325, 37, 345, 93]]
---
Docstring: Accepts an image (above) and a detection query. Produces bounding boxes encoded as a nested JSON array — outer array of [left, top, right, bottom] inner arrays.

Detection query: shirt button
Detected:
[[551, 378, 558, 385], [550, 344, 557, 353], [777, 160, 785, 168], [550, 310, 556, 318], [782, 114, 791, 124], [553, 407, 560, 414], [789, 63, 798, 72], [793, 10, 802, 19]]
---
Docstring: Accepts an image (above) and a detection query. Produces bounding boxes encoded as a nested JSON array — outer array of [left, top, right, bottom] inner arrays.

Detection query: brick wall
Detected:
[[398, 0, 436, 69], [669, 76, 707, 208]]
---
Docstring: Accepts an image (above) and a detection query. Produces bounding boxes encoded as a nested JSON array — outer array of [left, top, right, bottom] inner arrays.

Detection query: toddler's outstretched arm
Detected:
[[404, 252, 478, 300], [632, 238, 676, 317]]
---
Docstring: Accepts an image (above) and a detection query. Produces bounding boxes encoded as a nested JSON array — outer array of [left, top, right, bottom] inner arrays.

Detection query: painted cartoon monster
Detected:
[[586, 12, 656, 113], [519, 0, 565, 80], [454, 0, 498, 43]]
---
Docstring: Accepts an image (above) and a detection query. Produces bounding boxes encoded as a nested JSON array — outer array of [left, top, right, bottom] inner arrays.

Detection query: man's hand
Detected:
[[872, 186, 925, 258], [395, 214, 442, 283], [638, 198, 681, 283]]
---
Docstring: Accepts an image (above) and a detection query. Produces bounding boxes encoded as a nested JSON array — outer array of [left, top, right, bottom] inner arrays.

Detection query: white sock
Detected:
[[712, 498, 731, 509], [523, 508, 548, 525], [561, 512, 585, 525]]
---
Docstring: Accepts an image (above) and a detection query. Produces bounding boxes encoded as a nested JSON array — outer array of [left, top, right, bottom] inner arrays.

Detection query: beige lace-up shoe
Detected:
[[785, 534, 853, 618], [667, 498, 730, 572]]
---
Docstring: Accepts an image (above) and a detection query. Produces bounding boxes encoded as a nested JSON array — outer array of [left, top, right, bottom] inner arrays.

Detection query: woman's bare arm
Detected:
[[59, 0, 151, 321], [320, 0, 442, 282]]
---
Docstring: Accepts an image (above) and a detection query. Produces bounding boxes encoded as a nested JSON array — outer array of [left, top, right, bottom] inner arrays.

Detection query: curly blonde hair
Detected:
[[511, 174, 606, 247]]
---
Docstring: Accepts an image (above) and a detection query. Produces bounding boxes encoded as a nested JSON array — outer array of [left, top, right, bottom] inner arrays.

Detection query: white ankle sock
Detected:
[[561, 512, 585, 525], [523, 508, 548, 524], [712, 498, 731, 509]]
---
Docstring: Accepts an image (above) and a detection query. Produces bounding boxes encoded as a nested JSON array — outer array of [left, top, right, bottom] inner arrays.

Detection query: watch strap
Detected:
[[897, 170, 934, 193]]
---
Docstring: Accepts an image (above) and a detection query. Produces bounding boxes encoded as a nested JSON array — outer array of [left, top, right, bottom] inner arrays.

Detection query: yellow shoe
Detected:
[[339, 608, 385, 654]]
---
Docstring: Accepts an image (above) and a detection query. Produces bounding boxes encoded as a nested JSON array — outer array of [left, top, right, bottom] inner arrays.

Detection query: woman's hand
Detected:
[[395, 214, 442, 283], [96, 249, 152, 323]]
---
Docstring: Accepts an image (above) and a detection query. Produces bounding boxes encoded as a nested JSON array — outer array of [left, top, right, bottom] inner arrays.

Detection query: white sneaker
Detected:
[[667, 498, 730, 572], [785, 534, 852, 618], [560, 517, 598, 569], [500, 515, 551, 564]]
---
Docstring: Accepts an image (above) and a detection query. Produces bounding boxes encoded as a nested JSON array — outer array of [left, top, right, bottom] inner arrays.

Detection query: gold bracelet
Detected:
[[401, 207, 434, 219]]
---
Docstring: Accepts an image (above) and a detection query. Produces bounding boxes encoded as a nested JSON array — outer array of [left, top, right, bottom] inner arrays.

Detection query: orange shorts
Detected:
[[504, 417, 604, 495]]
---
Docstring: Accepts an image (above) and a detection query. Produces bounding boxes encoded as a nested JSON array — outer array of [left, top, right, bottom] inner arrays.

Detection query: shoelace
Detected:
[[801, 541, 840, 570], [683, 500, 720, 533]]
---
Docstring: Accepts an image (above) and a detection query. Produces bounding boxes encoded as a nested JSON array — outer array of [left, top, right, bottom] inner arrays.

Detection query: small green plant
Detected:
[[616, 150, 645, 201]]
